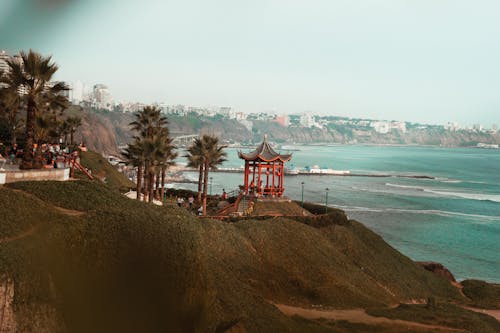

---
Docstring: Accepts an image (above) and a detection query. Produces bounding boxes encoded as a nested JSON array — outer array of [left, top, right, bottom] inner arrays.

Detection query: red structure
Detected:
[[238, 136, 292, 197]]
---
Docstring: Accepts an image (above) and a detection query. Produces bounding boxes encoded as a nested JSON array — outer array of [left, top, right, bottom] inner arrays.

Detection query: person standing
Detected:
[[188, 195, 194, 209]]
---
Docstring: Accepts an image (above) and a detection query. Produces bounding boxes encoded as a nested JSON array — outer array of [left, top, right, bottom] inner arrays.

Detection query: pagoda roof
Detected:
[[238, 136, 292, 162]]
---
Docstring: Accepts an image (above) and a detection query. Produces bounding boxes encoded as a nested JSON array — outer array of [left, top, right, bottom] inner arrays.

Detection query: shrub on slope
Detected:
[[461, 279, 500, 309], [78, 150, 135, 192]]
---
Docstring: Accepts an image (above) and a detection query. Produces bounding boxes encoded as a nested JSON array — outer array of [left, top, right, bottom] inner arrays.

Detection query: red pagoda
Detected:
[[238, 136, 292, 197]]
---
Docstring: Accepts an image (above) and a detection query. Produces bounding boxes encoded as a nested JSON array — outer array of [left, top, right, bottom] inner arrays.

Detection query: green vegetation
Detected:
[[0, 50, 70, 169], [367, 303, 500, 333], [1, 181, 210, 332], [1, 179, 495, 332], [79, 150, 135, 192], [185, 135, 227, 215], [125, 106, 176, 203], [461, 279, 500, 309]]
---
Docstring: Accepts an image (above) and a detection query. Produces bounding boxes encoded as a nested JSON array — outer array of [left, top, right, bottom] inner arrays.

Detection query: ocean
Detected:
[[175, 145, 500, 283]]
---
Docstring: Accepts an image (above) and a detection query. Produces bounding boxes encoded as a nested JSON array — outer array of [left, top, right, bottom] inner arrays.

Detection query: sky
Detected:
[[1, 0, 499, 126]]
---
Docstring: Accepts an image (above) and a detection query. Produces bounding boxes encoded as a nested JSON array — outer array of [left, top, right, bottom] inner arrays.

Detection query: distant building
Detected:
[[371, 121, 406, 134], [472, 124, 483, 132], [235, 112, 246, 121], [71, 80, 84, 103], [0, 50, 9, 75], [92, 84, 113, 110], [274, 115, 290, 127], [0, 50, 10, 89], [371, 121, 390, 134], [299, 114, 315, 128], [218, 106, 236, 119], [444, 121, 460, 131], [492, 124, 498, 133]]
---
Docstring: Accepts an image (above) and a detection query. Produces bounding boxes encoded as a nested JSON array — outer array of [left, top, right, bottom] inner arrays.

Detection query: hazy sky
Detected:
[[1, 0, 499, 126]]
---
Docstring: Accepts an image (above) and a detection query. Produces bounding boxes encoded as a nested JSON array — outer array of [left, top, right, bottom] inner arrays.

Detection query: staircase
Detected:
[[236, 195, 254, 216]]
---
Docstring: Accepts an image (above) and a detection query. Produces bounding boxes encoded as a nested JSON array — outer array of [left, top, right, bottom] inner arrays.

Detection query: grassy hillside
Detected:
[[1, 181, 210, 332], [78, 150, 135, 192], [1, 180, 498, 332]]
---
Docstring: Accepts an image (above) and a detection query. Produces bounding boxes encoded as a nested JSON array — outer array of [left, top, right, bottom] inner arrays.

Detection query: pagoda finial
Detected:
[[264, 134, 268, 141]]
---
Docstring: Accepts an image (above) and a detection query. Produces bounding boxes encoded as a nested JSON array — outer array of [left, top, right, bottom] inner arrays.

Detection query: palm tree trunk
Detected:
[[10, 127, 16, 147], [160, 166, 166, 202], [149, 170, 154, 204], [136, 164, 143, 200], [197, 163, 203, 201], [143, 162, 149, 202], [155, 168, 161, 200], [202, 160, 209, 216], [20, 97, 36, 170]]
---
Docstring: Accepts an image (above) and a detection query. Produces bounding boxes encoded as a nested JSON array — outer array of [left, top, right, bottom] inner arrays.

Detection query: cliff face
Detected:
[[74, 111, 122, 156], [78, 109, 500, 155]]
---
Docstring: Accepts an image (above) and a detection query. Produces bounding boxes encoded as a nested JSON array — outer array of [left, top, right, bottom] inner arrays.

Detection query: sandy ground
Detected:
[[464, 306, 500, 321]]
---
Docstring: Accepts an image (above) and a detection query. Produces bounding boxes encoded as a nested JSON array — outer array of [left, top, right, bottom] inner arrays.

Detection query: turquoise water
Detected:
[[176, 145, 500, 282]]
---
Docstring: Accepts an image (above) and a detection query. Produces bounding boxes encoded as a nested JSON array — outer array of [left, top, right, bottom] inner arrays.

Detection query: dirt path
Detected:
[[464, 306, 500, 321], [0, 223, 40, 244], [9, 188, 85, 216], [0, 188, 85, 244], [275, 303, 466, 332]]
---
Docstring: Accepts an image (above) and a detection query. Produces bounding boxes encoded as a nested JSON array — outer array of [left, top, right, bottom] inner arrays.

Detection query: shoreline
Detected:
[[206, 168, 435, 179]]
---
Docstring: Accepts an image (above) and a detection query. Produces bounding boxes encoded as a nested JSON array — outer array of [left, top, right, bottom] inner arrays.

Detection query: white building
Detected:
[[0, 50, 9, 75], [371, 121, 390, 134], [300, 113, 316, 128], [371, 121, 406, 134], [92, 84, 113, 109], [219, 106, 236, 119], [71, 80, 84, 103]]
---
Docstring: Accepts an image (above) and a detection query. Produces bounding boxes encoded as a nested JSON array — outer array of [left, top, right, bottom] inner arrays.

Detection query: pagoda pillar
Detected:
[[257, 162, 262, 195], [272, 161, 276, 195], [244, 161, 249, 194]]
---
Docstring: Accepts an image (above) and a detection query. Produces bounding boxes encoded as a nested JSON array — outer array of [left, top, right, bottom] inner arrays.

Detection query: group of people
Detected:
[[0, 142, 83, 169], [0, 144, 21, 165], [176, 195, 202, 215], [175, 189, 228, 216]]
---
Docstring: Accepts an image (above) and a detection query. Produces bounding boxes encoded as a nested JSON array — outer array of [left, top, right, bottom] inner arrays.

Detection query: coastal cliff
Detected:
[[72, 107, 499, 155]]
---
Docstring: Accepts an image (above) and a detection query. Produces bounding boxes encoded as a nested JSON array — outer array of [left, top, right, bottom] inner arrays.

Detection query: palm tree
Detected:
[[2, 50, 68, 169], [59, 120, 71, 146], [66, 116, 82, 146], [0, 84, 23, 146], [158, 137, 177, 201], [200, 135, 227, 215], [123, 140, 145, 200], [185, 138, 205, 201], [129, 106, 167, 140], [126, 106, 175, 203], [142, 134, 169, 203]]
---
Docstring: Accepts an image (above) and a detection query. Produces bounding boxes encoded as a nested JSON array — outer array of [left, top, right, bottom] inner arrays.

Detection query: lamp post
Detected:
[[210, 177, 213, 196], [301, 181, 305, 208], [325, 187, 329, 214], [242, 194, 246, 216]]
